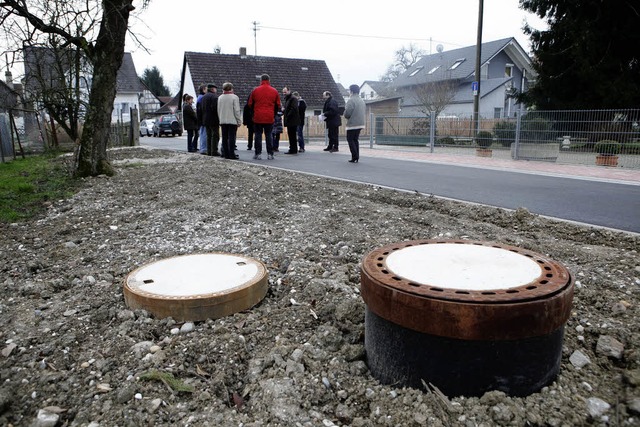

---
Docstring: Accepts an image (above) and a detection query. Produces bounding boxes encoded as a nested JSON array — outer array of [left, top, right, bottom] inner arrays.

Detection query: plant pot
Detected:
[[476, 148, 492, 157], [595, 155, 618, 167]]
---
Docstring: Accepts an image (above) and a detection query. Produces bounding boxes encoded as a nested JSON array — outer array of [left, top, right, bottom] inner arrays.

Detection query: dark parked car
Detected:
[[152, 114, 183, 137]]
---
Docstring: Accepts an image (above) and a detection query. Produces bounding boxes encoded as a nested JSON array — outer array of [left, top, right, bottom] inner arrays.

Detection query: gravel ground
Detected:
[[1, 147, 639, 427]]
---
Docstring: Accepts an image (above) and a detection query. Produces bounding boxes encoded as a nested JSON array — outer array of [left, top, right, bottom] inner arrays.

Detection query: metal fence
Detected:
[[0, 109, 48, 162], [368, 109, 640, 169]]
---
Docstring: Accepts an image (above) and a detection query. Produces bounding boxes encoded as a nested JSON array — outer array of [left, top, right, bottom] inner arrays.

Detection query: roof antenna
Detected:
[[252, 21, 260, 56]]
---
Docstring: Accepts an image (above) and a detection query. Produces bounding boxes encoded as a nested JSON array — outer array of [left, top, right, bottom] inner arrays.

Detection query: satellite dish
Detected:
[[436, 44, 444, 53]]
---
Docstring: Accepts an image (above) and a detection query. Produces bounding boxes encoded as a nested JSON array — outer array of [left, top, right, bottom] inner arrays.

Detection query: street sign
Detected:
[[472, 81, 478, 96]]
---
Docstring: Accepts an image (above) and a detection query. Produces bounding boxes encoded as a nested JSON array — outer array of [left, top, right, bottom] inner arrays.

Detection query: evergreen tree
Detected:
[[520, 0, 640, 109], [141, 66, 171, 97]]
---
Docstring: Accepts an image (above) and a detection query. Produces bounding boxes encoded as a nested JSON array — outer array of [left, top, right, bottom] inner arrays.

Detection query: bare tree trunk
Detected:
[[75, 0, 133, 177]]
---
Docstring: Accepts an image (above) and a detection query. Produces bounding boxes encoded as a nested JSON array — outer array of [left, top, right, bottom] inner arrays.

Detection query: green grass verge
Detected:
[[0, 153, 77, 223]]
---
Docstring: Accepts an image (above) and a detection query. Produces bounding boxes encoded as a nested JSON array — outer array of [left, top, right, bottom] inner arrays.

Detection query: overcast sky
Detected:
[[127, 0, 547, 93]]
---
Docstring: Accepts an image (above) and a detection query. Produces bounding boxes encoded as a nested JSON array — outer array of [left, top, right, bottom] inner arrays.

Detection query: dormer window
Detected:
[[409, 66, 424, 77], [427, 65, 441, 74], [449, 59, 465, 70]]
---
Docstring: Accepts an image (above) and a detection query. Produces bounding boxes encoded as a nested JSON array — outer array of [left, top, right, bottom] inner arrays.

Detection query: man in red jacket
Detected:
[[248, 74, 281, 160]]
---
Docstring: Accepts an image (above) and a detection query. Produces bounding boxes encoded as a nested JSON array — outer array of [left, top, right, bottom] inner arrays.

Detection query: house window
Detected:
[[409, 66, 424, 77], [449, 59, 465, 70], [427, 65, 440, 74], [481, 63, 489, 80], [370, 91, 374, 99], [505, 63, 514, 77], [494, 107, 502, 119]]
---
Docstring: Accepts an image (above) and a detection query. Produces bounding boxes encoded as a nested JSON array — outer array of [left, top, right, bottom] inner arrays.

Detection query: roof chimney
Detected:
[[5, 70, 13, 89], [239, 47, 247, 58]]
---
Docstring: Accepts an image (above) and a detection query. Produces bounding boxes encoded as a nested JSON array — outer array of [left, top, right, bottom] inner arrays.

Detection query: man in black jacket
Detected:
[[282, 86, 300, 154], [322, 91, 341, 152], [201, 83, 220, 156], [294, 92, 307, 152]]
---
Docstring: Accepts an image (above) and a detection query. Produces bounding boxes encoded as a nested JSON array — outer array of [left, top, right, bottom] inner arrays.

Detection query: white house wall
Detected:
[[183, 63, 196, 99], [112, 92, 140, 123]]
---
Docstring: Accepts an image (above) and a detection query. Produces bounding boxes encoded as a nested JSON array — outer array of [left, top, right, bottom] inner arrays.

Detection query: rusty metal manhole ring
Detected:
[[124, 253, 268, 322], [361, 239, 575, 396], [361, 239, 574, 341]]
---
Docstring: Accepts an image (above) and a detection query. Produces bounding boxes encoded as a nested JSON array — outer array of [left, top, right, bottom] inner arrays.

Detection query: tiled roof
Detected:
[[183, 52, 344, 109], [393, 38, 523, 88], [117, 53, 146, 93]]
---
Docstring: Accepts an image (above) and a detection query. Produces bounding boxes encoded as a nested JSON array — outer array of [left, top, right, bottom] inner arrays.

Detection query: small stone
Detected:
[[63, 242, 77, 249], [596, 335, 624, 360], [569, 350, 591, 368], [576, 325, 585, 333], [170, 328, 180, 335], [149, 345, 161, 353], [628, 398, 640, 415], [134, 393, 143, 400], [586, 397, 610, 418], [180, 322, 195, 333], [148, 398, 162, 412], [35, 408, 59, 427]]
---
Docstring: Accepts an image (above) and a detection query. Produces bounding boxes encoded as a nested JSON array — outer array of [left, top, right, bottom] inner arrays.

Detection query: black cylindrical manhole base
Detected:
[[365, 308, 564, 397]]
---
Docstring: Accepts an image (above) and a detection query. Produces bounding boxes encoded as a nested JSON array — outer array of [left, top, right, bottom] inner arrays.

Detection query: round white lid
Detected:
[[127, 253, 260, 297], [385, 243, 542, 291]]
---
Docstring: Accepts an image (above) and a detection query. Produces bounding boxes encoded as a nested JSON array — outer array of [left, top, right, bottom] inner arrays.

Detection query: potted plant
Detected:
[[475, 131, 493, 157], [493, 121, 516, 147], [594, 140, 621, 166]]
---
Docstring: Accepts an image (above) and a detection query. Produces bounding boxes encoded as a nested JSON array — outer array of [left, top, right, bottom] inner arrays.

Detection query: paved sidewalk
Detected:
[[302, 142, 640, 185]]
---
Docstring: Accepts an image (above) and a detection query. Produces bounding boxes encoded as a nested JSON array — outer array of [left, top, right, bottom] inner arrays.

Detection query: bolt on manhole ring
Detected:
[[124, 253, 268, 322], [361, 239, 575, 396]]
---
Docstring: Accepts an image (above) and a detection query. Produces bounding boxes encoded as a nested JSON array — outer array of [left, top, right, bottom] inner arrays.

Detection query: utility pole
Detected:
[[472, 0, 484, 137], [252, 21, 259, 56]]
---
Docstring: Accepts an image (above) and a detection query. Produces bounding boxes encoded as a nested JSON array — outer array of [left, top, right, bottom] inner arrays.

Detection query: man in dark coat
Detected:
[[322, 91, 341, 152], [242, 95, 254, 151], [282, 86, 299, 154], [294, 92, 307, 152], [201, 83, 220, 156]]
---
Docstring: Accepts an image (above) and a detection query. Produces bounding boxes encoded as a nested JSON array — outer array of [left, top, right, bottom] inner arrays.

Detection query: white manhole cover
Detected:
[[124, 253, 268, 321]]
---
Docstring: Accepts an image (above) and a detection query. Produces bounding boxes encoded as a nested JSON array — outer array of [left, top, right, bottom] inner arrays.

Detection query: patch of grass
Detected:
[[0, 152, 78, 223], [140, 370, 195, 393]]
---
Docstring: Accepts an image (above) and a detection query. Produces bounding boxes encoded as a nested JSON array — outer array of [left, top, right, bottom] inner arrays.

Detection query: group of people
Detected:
[[181, 75, 366, 164]]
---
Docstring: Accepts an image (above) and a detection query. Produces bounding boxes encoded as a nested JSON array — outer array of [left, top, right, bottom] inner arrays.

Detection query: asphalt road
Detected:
[[140, 136, 640, 233]]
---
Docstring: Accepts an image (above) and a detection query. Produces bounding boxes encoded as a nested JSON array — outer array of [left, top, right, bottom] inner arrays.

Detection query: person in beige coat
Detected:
[[217, 82, 243, 159], [344, 84, 366, 163]]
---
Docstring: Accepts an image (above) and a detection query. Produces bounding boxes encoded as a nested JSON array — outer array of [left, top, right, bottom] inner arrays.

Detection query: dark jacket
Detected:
[[242, 102, 253, 127], [201, 91, 219, 127], [248, 80, 281, 124], [297, 98, 307, 126], [322, 96, 341, 128], [272, 112, 283, 134], [196, 94, 205, 127], [283, 93, 300, 127], [182, 102, 198, 130]]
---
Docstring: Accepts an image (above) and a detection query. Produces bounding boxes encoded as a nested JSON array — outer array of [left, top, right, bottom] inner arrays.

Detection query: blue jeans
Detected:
[[254, 123, 274, 155], [198, 126, 207, 153], [297, 125, 305, 149]]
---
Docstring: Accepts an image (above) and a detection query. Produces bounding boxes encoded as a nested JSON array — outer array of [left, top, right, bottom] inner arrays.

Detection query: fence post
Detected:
[[369, 112, 374, 149], [513, 109, 522, 160], [429, 111, 435, 153]]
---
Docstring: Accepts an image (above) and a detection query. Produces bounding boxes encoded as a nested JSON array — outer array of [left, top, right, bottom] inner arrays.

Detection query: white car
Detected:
[[139, 119, 155, 137]]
